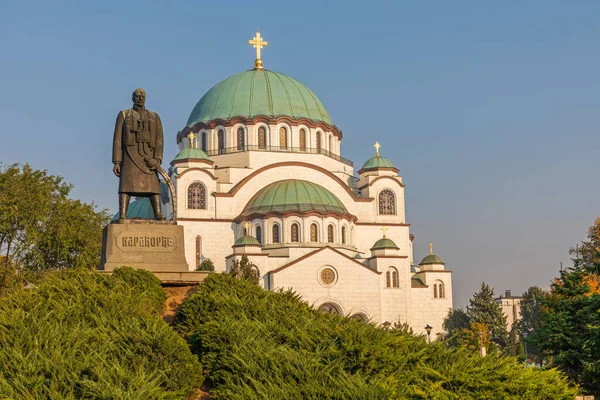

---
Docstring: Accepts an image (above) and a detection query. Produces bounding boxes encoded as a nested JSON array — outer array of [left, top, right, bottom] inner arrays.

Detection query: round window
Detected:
[[320, 268, 335, 285]]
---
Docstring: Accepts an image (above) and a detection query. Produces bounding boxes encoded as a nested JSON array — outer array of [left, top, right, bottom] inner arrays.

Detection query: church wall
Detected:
[[410, 271, 453, 336], [354, 225, 411, 259], [175, 171, 218, 220], [371, 256, 412, 324], [179, 220, 235, 272]]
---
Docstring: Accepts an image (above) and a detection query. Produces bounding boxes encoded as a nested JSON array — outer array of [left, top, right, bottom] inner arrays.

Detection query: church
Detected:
[[127, 32, 453, 334]]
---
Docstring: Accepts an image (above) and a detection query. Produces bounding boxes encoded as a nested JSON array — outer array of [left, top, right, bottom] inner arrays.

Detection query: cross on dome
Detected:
[[429, 242, 433, 255], [188, 132, 196, 148], [381, 226, 387, 238], [244, 221, 250, 234], [374, 141, 381, 157], [247, 30, 269, 70]]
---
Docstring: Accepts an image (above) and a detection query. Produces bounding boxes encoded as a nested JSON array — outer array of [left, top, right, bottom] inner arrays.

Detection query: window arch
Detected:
[[341, 226, 346, 245], [201, 131, 207, 152], [272, 224, 280, 243], [299, 128, 306, 151], [327, 224, 334, 243], [187, 182, 206, 209], [258, 126, 267, 149], [350, 313, 369, 323], [378, 189, 396, 215], [316, 132, 322, 151], [195, 235, 202, 269], [256, 225, 262, 244], [318, 302, 342, 315], [434, 280, 445, 298], [329, 135, 333, 153], [279, 126, 288, 149], [237, 127, 245, 150], [217, 129, 225, 154], [291, 223, 300, 243], [310, 223, 318, 242], [385, 267, 399, 288]]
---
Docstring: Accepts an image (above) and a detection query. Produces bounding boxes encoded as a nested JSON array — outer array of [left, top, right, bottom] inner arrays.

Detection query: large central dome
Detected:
[[186, 70, 333, 127]]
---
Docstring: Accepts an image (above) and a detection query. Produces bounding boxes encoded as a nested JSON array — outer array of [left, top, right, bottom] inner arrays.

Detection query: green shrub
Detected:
[[198, 258, 215, 272], [0, 268, 202, 399], [176, 273, 577, 399]]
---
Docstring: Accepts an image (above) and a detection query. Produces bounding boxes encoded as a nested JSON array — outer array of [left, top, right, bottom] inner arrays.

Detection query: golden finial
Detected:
[[244, 221, 250, 235], [381, 226, 387, 238], [374, 141, 381, 157], [247, 30, 269, 70], [429, 242, 433, 256], [188, 132, 196, 149]]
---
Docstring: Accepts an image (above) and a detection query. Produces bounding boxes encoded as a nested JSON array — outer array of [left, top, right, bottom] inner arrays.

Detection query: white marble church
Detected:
[[130, 32, 453, 334]]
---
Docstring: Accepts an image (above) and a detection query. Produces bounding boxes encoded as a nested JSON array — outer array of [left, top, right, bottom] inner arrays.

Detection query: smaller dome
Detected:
[[173, 147, 210, 162], [420, 254, 445, 265], [361, 156, 396, 171], [371, 237, 399, 250], [233, 235, 261, 247], [111, 197, 155, 221]]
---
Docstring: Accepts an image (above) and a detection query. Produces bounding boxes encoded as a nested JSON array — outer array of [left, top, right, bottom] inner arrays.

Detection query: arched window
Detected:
[[385, 267, 399, 288], [272, 224, 280, 243], [258, 126, 267, 149], [217, 129, 225, 154], [351, 313, 368, 323], [434, 284, 438, 298], [201, 132, 207, 152], [434, 281, 445, 298], [299, 129, 306, 151], [187, 182, 206, 209], [327, 224, 334, 243], [316, 132, 322, 152], [195, 235, 202, 269], [310, 223, 318, 242], [279, 127, 287, 149], [341, 226, 346, 244], [291, 223, 299, 243], [255, 226, 262, 244], [237, 127, 245, 150], [378, 189, 396, 215], [329, 136, 333, 153], [318, 302, 341, 315]]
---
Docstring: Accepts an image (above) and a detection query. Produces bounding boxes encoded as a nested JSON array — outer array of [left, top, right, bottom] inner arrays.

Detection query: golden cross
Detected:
[[247, 30, 268, 69], [244, 221, 250, 234], [429, 242, 433, 255], [381, 226, 387, 238], [374, 141, 381, 157], [188, 132, 196, 148]]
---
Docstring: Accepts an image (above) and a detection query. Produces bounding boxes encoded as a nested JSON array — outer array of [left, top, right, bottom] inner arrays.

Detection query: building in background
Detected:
[[495, 289, 523, 331]]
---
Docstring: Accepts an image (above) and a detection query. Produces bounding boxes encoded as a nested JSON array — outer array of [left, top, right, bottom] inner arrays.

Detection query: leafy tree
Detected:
[[198, 258, 215, 272], [517, 286, 545, 363], [467, 282, 508, 348], [533, 217, 600, 395], [443, 307, 470, 336], [0, 164, 109, 292], [230, 255, 260, 284]]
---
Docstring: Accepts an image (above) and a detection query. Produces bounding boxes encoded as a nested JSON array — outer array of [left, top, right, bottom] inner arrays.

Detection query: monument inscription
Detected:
[[117, 233, 175, 251]]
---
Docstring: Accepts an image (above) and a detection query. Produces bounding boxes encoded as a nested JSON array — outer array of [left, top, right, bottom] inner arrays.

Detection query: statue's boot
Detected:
[[118, 193, 130, 221], [151, 194, 166, 221]]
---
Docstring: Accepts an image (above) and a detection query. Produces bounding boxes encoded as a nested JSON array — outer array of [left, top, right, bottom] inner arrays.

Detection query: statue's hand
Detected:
[[146, 158, 160, 170], [113, 163, 121, 177]]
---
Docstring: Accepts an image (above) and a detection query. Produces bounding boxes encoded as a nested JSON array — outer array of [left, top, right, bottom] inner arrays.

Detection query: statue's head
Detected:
[[132, 88, 146, 108]]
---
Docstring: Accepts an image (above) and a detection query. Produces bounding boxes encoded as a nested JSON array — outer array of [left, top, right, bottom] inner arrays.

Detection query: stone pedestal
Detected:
[[100, 222, 189, 272]]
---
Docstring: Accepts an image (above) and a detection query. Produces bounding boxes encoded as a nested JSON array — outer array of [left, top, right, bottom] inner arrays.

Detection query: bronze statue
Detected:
[[112, 88, 165, 221]]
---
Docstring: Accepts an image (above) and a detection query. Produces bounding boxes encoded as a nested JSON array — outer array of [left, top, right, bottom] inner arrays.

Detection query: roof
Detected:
[[361, 155, 396, 171], [419, 254, 445, 265], [239, 180, 348, 218], [233, 235, 261, 247], [173, 147, 210, 161], [186, 69, 333, 127], [370, 237, 399, 250]]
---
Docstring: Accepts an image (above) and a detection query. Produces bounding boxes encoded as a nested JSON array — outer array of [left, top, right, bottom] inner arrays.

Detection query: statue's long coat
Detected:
[[112, 108, 163, 194]]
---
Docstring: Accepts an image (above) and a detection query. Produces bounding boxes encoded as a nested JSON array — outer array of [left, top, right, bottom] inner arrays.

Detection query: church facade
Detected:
[[142, 33, 452, 334]]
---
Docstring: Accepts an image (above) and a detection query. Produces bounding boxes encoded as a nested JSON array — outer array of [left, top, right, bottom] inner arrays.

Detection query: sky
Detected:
[[1, 1, 598, 308]]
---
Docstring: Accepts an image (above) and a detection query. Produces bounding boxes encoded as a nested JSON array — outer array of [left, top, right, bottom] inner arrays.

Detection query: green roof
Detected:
[[234, 235, 261, 247], [420, 254, 445, 265], [361, 155, 396, 171], [371, 237, 399, 250], [186, 70, 333, 127], [173, 147, 210, 161], [111, 197, 155, 221], [240, 180, 348, 217]]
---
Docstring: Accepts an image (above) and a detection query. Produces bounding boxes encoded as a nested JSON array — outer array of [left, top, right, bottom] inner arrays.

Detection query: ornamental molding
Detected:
[[358, 175, 405, 190]]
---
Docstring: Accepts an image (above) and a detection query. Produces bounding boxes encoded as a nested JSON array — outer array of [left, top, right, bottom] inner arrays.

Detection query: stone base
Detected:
[[100, 223, 189, 272], [98, 270, 208, 285]]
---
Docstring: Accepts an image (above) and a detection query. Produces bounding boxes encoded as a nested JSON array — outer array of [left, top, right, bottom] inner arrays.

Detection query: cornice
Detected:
[[176, 168, 218, 181], [357, 166, 399, 175], [235, 210, 358, 224], [270, 246, 380, 275], [358, 175, 405, 190]]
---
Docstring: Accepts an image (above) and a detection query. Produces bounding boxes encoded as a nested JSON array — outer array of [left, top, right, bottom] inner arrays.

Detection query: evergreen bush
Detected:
[[0, 267, 202, 399], [176, 273, 577, 399]]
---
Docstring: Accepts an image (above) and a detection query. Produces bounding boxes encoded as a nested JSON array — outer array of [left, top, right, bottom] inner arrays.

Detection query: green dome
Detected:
[[234, 235, 261, 247], [186, 70, 333, 127], [240, 180, 348, 218], [361, 155, 396, 171], [173, 147, 210, 161], [371, 237, 399, 250], [420, 254, 445, 265], [111, 197, 155, 221]]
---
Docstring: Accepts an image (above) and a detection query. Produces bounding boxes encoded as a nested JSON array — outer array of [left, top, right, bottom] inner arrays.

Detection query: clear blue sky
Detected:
[[1, 1, 599, 308]]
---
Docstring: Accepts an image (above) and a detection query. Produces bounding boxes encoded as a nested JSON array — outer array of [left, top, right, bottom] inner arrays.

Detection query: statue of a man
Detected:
[[112, 88, 165, 221]]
